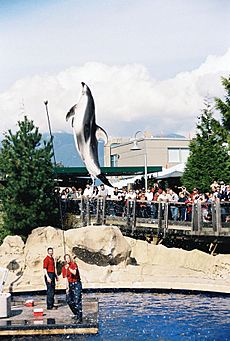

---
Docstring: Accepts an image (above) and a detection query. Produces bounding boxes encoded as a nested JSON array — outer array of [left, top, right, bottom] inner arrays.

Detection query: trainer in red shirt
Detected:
[[62, 254, 82, 320], [43, 247, 58, 310], [62, 260, 81, 283], [43, 253, 55, 274]]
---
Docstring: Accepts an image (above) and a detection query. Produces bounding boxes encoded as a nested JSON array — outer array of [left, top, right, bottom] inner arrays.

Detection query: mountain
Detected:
[[43, 132, 105, 167]]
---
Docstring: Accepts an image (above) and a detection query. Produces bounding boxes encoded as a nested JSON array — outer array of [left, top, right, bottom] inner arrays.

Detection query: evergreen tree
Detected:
[[182, 100, 230, 193], [215, 75, 230, 136], [0, 116, 58, 238]]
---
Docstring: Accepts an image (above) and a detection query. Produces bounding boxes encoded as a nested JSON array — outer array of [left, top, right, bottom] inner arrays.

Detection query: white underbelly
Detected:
[[73, 130, 100, 177]]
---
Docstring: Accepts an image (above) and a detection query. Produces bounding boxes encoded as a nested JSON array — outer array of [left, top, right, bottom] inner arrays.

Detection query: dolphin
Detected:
[[66, 82, 113, 187]]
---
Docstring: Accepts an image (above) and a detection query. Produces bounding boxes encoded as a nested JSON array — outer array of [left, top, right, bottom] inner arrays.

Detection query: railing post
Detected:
[[83, 197, 89, 227], [197, 201, 202, 234], [215, 201, 222, 236], [96, 197, 103, 225], [127, 199, 132, 232], [163, 202, 169, 238], [86, 198, 90, 226], [80, 197, 85, 226], [191, 203, 197, 234], [211, 202, 216, 233], [157, 201, 163, 238], [132, 199, 137, 236], [102, 197, 106, 225]]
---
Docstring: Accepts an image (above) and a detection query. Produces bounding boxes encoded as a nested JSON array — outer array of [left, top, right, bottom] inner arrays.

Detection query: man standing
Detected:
[[83, 183, 93, 198], [97, 184, 108, 197], [43, 247, 58, 310]]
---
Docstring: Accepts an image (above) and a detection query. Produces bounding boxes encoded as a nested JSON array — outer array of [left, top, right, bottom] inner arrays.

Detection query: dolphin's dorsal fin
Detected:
[[96, 125, 108, 145], [66, 104, 77, 122]]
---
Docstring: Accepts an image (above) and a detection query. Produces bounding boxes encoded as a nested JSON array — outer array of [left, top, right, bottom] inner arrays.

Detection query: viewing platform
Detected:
[[61, 197, 230, 252]]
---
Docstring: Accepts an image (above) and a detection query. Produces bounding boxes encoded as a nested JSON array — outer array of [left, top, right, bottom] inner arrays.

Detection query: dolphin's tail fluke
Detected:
[[97, 173, 113, 187]]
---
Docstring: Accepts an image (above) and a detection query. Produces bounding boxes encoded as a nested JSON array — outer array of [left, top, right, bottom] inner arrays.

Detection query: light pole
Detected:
[[130, 131, 148, 190]]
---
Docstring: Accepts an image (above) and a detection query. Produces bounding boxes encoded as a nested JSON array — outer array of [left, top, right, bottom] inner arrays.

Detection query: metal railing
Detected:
[[60, 197, 230, 237]]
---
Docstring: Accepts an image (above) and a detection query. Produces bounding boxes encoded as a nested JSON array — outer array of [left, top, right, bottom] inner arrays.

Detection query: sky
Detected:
[[0, 0, 230, 138]]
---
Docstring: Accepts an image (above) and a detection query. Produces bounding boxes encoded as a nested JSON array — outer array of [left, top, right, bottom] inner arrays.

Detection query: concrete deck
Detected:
[[0, 298, 98, 336]]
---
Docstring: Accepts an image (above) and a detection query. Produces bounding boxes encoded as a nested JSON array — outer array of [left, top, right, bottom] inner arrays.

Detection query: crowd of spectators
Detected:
[[58, 180, 230, 222]]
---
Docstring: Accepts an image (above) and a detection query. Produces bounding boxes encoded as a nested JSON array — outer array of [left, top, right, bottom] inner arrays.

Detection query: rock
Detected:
[[15, 226, 67, 291], [65, 226, 131, 266], [0, 236, 25, 292], [0, 236, 24, 256], [0, 225, 229, 293]]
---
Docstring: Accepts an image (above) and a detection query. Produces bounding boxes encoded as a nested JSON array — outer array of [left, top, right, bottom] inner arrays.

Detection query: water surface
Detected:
[[11, 292, 230, 340]]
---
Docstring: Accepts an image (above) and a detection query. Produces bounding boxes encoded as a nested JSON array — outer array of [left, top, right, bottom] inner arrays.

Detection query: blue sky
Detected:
[[0, 0, 230, 137]]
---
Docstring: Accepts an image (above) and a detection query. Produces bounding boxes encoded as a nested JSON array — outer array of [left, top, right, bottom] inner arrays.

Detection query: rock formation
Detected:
[[0, 226, 229, 293]]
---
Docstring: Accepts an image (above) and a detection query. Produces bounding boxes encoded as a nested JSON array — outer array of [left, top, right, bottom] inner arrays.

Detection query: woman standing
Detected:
[[62, 254, 82, 321]]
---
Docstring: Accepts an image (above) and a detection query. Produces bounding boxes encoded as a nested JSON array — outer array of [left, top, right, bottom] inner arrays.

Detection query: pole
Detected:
[[44, 101, 57, 165], [44, 101, 66, 255], [144, 153, 147, 190], [144, 138, 148, 190]]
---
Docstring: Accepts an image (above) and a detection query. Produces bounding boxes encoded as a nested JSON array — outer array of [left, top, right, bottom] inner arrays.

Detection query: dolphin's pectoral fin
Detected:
[[95, 125, 108, 145], [66, 105, 77, 122]]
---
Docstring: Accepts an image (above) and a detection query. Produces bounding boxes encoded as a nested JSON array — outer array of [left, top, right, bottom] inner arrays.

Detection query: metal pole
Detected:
[[44, 101, 65, 254], [144, 153, 147, 190], [44, 101, 57, 165]]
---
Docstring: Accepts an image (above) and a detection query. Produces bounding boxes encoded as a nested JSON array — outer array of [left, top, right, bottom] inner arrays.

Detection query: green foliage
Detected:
[[0, 199, 10, 244], [215, 76, 230, 134], [182, 94, 230, 193], [0, 116, 58, 238]]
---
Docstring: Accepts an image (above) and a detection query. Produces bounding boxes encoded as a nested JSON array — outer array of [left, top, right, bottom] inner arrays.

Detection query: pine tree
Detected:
[[215, 76, 230, 138], [0, 116, 58, 238], [182, 100, 230, 193]]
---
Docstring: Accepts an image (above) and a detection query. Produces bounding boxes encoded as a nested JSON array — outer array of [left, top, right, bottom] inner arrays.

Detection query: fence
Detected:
[[60, 197, 230, 238]]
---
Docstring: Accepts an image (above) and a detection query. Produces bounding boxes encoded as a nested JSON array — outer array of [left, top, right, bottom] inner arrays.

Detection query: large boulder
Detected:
[[65, 226, 131, 266], [125, 237, 230, 280], [0, 225, 229, 293], [0, 236, 25, 292], [14, 226, 68, 291]]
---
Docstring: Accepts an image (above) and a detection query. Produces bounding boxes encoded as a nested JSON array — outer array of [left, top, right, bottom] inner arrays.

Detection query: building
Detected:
[[104, 133, 190, 169]]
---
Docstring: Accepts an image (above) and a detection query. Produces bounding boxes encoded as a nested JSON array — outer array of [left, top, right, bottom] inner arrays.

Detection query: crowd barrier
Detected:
[[60, 197, 230, 237]]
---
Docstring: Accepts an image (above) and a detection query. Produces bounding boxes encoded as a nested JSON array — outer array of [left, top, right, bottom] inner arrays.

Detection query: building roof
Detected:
[[54, 166, 162, 177]]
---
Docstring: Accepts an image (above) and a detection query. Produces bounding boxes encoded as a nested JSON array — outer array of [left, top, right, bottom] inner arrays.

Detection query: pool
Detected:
[[85, 292, 230, 341], [10, 291, 230, 340]]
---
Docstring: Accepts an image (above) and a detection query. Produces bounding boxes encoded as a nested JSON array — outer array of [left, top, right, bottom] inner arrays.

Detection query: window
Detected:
[[111, 154, 119, 167], [180, 149, 190, 163], [168, 148, 189, 163]]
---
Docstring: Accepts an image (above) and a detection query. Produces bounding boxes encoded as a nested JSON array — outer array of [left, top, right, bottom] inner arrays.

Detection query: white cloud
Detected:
[[0, 49, 229, 138]]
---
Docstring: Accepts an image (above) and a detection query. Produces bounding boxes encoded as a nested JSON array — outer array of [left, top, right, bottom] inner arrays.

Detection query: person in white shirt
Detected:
[[169, 189, 179, 221], [83, 184, 93, 198], [125, 189, 136, 200], [98, 184, 108, 197]]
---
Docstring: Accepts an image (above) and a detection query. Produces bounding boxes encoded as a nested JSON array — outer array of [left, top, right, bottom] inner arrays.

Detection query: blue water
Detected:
[[83, 292, 230, 341], [11, 292, 230, 340]]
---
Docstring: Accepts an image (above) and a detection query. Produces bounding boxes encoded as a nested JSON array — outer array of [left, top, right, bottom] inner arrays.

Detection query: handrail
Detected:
[[59, 197, 230, 237]]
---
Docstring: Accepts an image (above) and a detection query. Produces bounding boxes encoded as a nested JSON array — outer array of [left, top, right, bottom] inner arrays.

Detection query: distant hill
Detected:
[[153, 133, 186, 138], [43, 132, 105, 167]]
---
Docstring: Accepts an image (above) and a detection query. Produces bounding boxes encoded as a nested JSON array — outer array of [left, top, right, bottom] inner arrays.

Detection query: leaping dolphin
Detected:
[[66, 82, 113, 187]]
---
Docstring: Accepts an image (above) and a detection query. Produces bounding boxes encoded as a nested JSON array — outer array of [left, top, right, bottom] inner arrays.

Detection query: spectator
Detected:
[[169, 189, 179, 221], [110, 187, 121, 200], [98, 184, 108, 197], [83, 184, 93, 198], [76, 188, 83, 198], [69, 187, 78, 199]]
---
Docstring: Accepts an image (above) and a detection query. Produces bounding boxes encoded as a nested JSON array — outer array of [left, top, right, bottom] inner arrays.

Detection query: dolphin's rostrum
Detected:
[[66, 82, 113, 187]]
